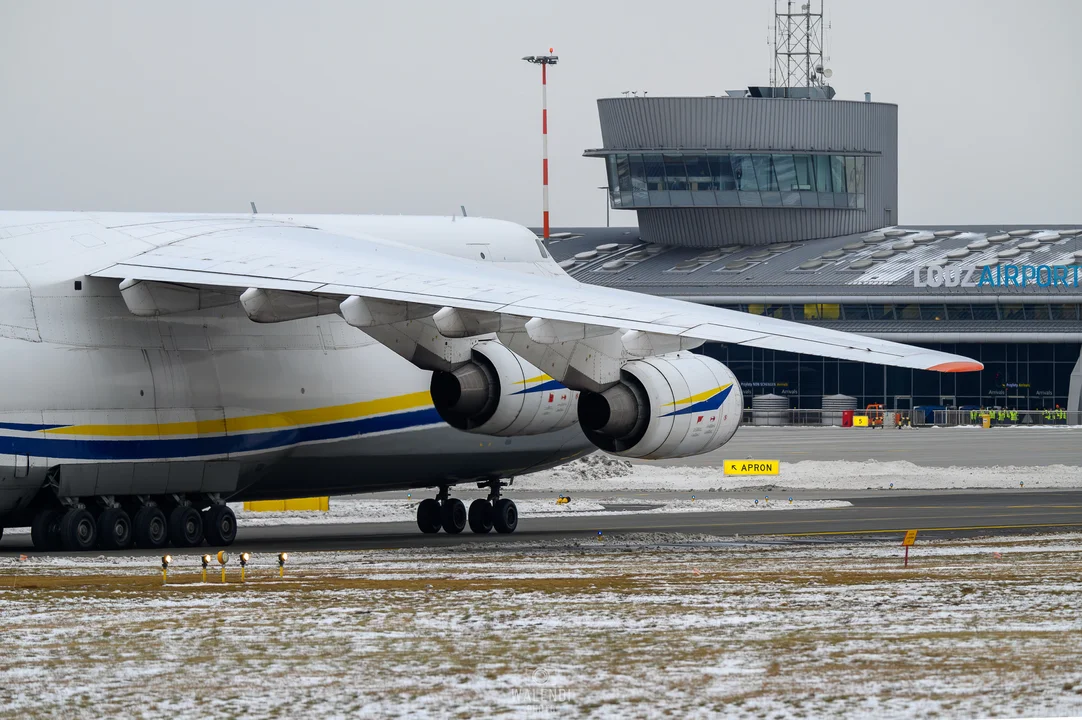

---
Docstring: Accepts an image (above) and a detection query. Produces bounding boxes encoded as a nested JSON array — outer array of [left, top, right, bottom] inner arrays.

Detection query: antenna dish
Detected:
[[823, 68, 833, 78]]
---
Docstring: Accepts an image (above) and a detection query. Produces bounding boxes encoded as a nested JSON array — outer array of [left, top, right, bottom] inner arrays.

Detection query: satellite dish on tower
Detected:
[[823, 68, 833, 78]]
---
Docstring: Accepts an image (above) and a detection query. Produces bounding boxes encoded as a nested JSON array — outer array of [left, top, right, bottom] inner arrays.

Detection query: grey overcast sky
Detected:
[[1, 0, 1079, 227]]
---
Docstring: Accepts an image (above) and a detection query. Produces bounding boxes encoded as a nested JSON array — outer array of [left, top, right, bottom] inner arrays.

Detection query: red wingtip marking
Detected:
[[929, 361, 984, 373]]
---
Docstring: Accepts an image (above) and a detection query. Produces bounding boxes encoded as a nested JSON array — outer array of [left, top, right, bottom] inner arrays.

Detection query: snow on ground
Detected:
[[232, 496, 851, 527], [519, 453, 1082, 492], [3, 533, 1082, 718]]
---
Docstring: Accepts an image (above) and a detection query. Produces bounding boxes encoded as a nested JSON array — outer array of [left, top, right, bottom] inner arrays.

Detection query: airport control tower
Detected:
[[585, 0, 897, 247]]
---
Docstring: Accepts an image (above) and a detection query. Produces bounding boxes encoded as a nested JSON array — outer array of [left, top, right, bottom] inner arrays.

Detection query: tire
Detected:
[[31, 509, 63, 551], [168, 506, 203, 548], [468, 499, 493, 534], [492, 498, 518, 534], [440, 498, 467, 534], [97, 508, 133, 550], [59, 508, 98, 551], [416, 498, 441, 534], [133, 505, 169, 549], [203, 505, 237, 547]]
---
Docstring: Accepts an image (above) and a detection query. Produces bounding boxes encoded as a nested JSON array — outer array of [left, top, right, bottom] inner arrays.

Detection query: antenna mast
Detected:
[[773, 0, 826, 97]]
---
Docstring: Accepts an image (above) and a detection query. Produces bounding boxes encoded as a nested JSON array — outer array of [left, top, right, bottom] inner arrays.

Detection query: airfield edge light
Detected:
[[217, 550, 229, 583]]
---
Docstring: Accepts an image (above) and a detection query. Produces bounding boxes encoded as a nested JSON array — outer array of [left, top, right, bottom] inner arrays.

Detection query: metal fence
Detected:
[[740, 408, 1081, 427], [930, 409, 1080, 427]]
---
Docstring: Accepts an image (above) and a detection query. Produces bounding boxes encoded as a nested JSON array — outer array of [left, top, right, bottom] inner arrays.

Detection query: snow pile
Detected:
[[541, 451, 635, 483], [519, 455, 1082, 492], [233, 496, 851, 527]]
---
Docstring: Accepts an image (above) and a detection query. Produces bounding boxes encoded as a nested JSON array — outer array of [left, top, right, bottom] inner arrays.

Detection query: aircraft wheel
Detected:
[[440, 498, 467, 534], [59, 508, 98, 551], [168, 506, 204, 548], [31, 509, 63, 551], [492, 498, 518, 534], [468, 499, 493, 534], [97, 508, 133, 550], [133, 505, 168, 549], [203, 505, 237, 547], [417, 498, 441, 534]]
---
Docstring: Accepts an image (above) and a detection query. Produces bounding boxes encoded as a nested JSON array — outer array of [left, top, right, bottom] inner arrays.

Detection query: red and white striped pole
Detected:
[[523, 50, 558, 239]]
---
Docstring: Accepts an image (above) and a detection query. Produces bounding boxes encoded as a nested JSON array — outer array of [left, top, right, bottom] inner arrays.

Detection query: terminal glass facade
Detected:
[[606, 153, 866, 209], [702, 342, 1080, 411], [717, 303, 1082, 322]]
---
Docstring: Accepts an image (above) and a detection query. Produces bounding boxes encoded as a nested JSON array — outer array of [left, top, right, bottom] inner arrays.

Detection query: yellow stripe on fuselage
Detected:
[[660, 384, 730, 408], [512, 374, 552, 386], [42, 391, 434, 438]]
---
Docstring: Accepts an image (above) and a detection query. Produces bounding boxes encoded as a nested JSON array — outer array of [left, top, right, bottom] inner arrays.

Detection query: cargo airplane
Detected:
[[0, 212, 981, 551]]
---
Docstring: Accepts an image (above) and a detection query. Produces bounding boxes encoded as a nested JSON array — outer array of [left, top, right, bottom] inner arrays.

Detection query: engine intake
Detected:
[[430, 341, 578, 436], [577, 352, 743, 459]]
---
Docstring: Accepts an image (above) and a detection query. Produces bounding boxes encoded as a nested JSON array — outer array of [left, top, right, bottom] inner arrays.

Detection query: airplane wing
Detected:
[[90, 223, 981, 372]]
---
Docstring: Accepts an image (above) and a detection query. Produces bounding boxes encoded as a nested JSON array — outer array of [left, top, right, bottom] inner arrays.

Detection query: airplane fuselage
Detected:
[[0, 211, 592, 528]]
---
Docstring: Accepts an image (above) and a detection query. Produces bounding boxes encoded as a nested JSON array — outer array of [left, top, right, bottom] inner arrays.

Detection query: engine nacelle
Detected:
[[577, 352, 743, 459], [430, 341, 579, 436]]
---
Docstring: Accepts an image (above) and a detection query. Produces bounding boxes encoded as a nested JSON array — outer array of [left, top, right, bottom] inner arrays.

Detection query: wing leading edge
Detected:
[[90, 222, 983, 373]]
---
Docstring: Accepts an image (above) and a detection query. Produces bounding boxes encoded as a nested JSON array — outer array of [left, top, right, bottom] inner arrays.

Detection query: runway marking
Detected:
[[776, 522, 1082, 537], [580, 510, 1082, 532], [855, 504, 1082, 510]]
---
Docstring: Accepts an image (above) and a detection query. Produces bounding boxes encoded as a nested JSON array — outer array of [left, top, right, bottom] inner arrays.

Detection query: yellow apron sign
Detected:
[[853, 415, 869, 427], [724, 460, 779, 475], [902, 529, 918, 546]]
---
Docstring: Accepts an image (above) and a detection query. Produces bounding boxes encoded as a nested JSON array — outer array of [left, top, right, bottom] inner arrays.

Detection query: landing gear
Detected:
[[468, 499, 493, 534], [417, 498, 442, 534], [202, 504, 237, 547], [97, 507, 133, 550], [59, 508, 98, 551], [467, 478, 517, 534], [441, 498, 467, 534], [31, 509, 63, 551], [168, 505, 203, 547], [133, 505, 168, 549], [415, 488, 470, 534], [492, 498, 518, 534]]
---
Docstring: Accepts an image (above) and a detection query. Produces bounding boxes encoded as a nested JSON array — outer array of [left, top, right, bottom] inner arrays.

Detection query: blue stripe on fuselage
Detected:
[[0, 408, 445, 461], [511, 379, 566, 395]]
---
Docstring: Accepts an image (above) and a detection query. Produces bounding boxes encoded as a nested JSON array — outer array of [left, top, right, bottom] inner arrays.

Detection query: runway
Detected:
[[227, 489, 1082, 549], [5, 489, 1081, 556]]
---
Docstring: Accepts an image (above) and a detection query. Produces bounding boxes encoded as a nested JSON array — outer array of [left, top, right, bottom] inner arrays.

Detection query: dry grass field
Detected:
[[2, 533, 1082, 718]]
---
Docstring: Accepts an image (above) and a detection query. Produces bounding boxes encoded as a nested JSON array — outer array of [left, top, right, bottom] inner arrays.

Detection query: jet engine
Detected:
[[576, 352, 743, 459], [430, 341, 578, 436]]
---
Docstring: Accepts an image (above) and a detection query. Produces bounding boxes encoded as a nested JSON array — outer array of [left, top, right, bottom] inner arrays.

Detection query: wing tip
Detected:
[[928, 360, 984, 373]]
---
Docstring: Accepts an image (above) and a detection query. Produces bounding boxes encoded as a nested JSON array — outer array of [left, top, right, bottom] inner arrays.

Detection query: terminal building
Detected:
[[541, 9, 1081, 416]]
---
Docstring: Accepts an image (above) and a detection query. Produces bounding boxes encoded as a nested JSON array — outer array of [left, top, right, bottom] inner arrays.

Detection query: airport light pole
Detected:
[[522, 51, 558, 239]]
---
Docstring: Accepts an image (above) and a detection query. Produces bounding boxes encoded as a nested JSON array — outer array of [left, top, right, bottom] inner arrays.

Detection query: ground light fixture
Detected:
[[239, 552, 251, 582], [201, 554, 211, 583], [278, 552, 288, 578], [160, 554, 172, 585], [217, 550, 229, 582]]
